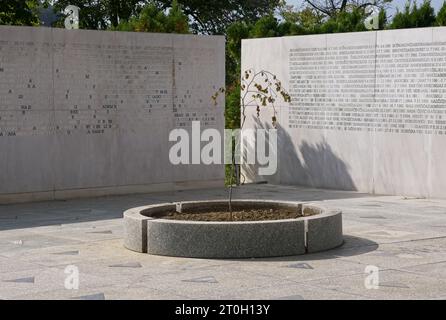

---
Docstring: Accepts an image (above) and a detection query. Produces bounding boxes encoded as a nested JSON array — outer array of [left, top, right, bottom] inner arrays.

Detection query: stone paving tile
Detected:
[[27, 219, 120, 234], [0, 267, 61, 299], [103, 285, 190, 300], [0, 255, 42, 273], [10, 285, 189, 300], [0, 229, 38, 241], [0, 233, 83, 258], [305, 269, 446, 299], [342, 224, 446, 245], [61, 254, 239, 288], [334, 237, 446, 269], [219, 282, 369, 300], [122, 264, 299, 299], [222, 256, 371, 284], [1, 240, 129, 267], [399, 261, 446, 281], [2, 184, 446, 299], [0, 265, 114, 300], [34, 224, 123, 242]]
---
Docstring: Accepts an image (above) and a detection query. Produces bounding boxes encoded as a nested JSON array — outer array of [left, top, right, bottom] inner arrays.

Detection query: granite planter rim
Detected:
[[123, 199, 343, 258], [124, 199, 340, 223]]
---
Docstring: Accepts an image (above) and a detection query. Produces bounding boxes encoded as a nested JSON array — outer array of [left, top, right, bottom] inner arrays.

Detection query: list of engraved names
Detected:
[[289, 42, 446, 135], [0, 39, 218, 138]]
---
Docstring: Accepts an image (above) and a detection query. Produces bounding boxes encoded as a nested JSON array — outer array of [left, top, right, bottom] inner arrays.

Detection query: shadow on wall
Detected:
[[243, 117, 357, 191]]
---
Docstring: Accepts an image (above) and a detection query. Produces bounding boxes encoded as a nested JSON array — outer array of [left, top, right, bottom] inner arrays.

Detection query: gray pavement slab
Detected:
[[1, 184, 446, 299]]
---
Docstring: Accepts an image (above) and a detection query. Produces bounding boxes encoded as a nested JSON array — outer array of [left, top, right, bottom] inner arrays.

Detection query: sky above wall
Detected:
[[286, 0, 444, 18]]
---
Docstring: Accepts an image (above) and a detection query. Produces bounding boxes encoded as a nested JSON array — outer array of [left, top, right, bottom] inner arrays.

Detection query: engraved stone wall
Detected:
[[289, 42, 446, 135], [241, 28, 446, 198], [0, 26, 225, 202]]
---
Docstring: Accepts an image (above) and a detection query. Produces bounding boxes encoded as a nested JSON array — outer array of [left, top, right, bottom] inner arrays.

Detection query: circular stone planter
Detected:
[[123, 200, 343, 258]]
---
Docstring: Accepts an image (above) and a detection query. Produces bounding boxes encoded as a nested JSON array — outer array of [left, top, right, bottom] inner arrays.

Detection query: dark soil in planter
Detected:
[[165, 206, 319, 222]]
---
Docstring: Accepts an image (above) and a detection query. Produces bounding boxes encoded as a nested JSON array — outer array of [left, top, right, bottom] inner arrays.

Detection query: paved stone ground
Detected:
[[1, 184, 446, 300]]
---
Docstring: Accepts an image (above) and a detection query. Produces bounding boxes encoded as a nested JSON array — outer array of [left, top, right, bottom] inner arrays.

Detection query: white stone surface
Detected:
[[0, 26, 225, 203], [241, 27, 446, 198]]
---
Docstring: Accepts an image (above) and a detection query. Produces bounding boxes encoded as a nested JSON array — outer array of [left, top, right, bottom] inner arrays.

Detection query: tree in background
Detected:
[[52, 0, 150, 29], [303, 0, 391, 17], [278, 2, 388, 34], [0, 0, 42, 26], [378, 8, 388, 29], [389, 1, 412, 28], [49, 0, 280, 33], [390, 0, 436, 29], [115, 0, 189, 33], [415, 0, 436, 27], [437, 1, 446, 25], [225, 15, 295, 132], [154, 0, 280, 34], [225, 21, 250, 129], [280, 6, 325, 33], [318, 6, 368, 33]]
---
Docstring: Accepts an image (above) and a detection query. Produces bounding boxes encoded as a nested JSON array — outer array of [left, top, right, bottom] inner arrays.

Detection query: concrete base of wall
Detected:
[[0, 179, 224, 205]]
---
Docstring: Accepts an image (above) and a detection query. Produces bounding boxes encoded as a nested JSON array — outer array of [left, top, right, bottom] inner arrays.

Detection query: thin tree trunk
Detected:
[[228, 135, 237, 219], [228, 162, 234, 218]]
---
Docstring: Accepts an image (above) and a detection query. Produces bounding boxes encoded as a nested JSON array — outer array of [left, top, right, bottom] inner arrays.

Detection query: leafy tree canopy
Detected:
[[115, 0, 189, 34], [303, 0, 391, 17], [52, 0, 150, 29], [319, 7, 368, 33], [280, 6, 325, 32], [49, 0, 280, 33], [390, 0, 436, 29], [437, 1, 446, 26], [0, 0, 42, 26], [154, 0, 281, 34]]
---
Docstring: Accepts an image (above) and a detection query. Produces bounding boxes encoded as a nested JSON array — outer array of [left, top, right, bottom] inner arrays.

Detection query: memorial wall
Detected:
[[242, 27, 446, 198], [0, 26, 225, 203]]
